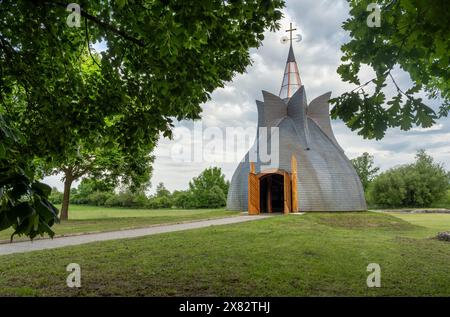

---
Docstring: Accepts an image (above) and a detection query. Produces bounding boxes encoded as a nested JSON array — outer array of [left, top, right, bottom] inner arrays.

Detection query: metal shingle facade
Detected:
[[226, 86, 367, 212]]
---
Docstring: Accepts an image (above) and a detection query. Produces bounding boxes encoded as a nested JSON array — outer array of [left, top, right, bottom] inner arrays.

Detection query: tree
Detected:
[[367, 168, 406, 207], [188, 167, 229, 208], [147, 195, 172, 209], [172, 190, 192, 209], [30, 52, 155, 220], [70, 178, 115, 205], [200, 185, 227, 208], [104, 190, 148, 208], [0, 1, 284, 236], [351, 152, 380, 191], [51, 140, 154, 220], [155, 182, 171, 198], [368, 150, 450, 207], [332, 0, 449, 139], [48, 187, 64, 205], [146, 182, 172, 208]]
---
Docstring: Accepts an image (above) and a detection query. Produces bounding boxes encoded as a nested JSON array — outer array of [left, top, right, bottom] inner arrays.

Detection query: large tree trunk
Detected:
[[60, 174, 74, 221]]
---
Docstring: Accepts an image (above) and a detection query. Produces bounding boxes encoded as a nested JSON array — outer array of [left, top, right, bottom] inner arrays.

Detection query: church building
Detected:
[[226, 24, 367, 214]]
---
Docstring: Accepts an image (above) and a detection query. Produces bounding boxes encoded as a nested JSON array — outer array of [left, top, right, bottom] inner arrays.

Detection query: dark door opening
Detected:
[[260, 174, 284, 213]]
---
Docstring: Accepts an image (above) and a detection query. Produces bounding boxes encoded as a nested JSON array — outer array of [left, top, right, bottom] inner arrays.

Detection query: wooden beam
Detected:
[[283, 171, 291, 214], [250, 162, 255, 174], [291, 154, 298, 212], [248, 172, 260, 215]]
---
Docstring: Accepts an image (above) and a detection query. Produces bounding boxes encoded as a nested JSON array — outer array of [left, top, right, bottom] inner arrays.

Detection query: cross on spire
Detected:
[[279, 22, 302, 99], [286, 22, 297, 46]]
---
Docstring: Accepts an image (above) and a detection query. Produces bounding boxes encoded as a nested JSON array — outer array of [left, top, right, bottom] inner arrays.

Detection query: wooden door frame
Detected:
[[248, 167, 292, 214], [291, 154, 298, 212], [283, 170, 291, 214], [248, 167, 260, 215]]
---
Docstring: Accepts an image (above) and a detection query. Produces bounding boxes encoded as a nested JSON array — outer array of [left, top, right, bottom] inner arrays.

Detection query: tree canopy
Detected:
[[188, 166, 229, 208], [1, 0, 284, 159], [368, 150, 449, 207], [0, 0, 284, 237], [351, 152, 380, 191], [54, 138, 154, 220], [50, 166, 231, 209], [34, 52, 156, 220], [332, 0, 449, 139]]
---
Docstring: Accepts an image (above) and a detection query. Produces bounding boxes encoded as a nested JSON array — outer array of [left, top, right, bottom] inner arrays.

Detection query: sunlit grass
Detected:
[[0, 205, 239, 242], [1, 212, 449, 296]]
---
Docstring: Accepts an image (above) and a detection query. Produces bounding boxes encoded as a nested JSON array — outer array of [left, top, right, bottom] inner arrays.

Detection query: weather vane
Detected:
[[280, 22, 302, 45]]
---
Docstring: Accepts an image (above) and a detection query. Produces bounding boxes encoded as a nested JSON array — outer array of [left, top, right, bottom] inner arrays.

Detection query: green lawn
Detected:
[[0, 205, 239, 243], [1, 211, 449, 296], [386, 212, 450, 233]]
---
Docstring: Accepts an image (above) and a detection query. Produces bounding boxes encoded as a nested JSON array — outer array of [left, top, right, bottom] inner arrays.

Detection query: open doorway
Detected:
[[248, 168, 292, 214], [260, 174, 284, 213]]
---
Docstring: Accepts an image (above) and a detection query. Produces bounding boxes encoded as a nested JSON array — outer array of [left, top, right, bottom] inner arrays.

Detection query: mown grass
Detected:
[[0, 205, 239, 243], [386, 212, 450, 235], [1, 212, 449, 296]]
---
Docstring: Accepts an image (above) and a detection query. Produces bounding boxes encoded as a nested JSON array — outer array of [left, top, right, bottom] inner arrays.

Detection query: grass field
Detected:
[[386, 212, 450, 232], [0, 205, 239, 243], [0, 211, 449, 296]]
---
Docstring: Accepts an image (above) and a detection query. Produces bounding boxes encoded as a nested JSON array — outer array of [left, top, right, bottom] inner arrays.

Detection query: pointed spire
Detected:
[[279, 44, 302, 100], [287, 44, 296, 62]]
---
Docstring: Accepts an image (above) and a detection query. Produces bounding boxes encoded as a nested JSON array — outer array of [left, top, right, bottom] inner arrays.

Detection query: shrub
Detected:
[[67, 170, 231, 210], [104, 194, 122, 207], [109, 191, 148, 208], [147, 196, 172, 209], [144, 182, 173, 209], [70, 188, 90, 205], [188, 167, 229, 208], [70, 178, 116, 205], [201, 185, 227, 208], [48, 187, 64, 204], [432, 190, 450, 208], [368, 150, 449, 208], [351, 152, 380, 191], [155, 182, 171, 198], [187, 185, 226, 208], [172, 190, 192, 209], [87, 191, 114, 206], [368, 167, 407, 207]]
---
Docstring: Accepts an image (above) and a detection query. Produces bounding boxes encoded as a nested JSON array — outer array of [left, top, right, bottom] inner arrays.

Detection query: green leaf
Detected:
[[32, 182, 52, 197]]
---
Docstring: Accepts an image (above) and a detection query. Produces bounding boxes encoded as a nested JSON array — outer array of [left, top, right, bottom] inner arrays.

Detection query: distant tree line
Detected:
[[352, 150, 450, 208], [49, 167, 229, 210]]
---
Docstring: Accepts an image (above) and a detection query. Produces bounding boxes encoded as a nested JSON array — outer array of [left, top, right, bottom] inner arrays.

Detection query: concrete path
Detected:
[[0, 215, 271, 256]]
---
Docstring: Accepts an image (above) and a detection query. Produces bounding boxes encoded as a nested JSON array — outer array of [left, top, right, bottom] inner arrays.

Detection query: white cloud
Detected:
[[411, 124, 444, 132]]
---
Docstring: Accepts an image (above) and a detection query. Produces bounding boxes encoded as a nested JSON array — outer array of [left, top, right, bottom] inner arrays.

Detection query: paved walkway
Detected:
[[0, 215, 271, 256]]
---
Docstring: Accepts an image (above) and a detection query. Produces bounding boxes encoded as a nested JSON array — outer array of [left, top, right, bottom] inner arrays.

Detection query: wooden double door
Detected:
[[248, 168, 297, 215]]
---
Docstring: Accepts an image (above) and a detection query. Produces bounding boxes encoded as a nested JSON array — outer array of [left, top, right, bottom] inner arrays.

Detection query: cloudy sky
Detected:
[[45, 0, 450, 193]]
